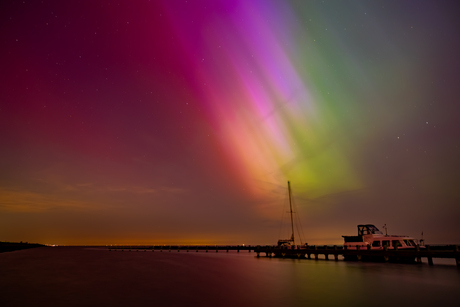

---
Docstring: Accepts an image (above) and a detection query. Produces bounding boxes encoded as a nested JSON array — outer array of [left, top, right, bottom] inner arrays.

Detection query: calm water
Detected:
[[1, 247, 459, 306]]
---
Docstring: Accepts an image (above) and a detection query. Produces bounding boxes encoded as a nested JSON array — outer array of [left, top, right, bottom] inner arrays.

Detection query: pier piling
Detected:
[[105, 244, 459, 266], [426, 246, 433, 265]]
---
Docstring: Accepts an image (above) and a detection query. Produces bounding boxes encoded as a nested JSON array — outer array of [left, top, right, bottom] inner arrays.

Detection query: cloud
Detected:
[[0, 187, 96, 212], [0, 182, 188, 213], [32, 174, 187, 196]]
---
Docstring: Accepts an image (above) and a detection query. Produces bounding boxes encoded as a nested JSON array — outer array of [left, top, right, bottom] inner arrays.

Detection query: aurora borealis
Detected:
[[1, 0, 459, 245]]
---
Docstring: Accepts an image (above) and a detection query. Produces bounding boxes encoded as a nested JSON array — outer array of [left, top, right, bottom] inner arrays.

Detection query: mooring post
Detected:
[[394, 244, 400, 262], [356, 245, 362, 261], [455, 245, 460, 268], [324, 246, 329, 260], [416, 245, 421, 263], [427, 245, 433, 266], [383, 245, 389, 262]]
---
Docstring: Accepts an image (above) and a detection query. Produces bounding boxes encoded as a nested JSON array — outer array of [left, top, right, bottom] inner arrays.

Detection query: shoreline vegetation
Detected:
[[0, 241, 45, 253]]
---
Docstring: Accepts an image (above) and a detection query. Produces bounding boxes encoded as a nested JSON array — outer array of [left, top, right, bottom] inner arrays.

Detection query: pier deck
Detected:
[[256, 245, 460, 266], [108, 245, 256, 253], [106, 244, 460, 266]]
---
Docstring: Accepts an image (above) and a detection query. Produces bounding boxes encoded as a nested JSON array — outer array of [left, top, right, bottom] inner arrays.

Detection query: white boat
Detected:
[[342, 224, 419, 250]]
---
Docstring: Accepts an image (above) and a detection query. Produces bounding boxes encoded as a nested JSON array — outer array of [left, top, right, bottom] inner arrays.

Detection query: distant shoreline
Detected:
[[0, 242, 45, 253]]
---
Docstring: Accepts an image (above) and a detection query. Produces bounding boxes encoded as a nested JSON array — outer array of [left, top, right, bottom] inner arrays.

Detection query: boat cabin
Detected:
[[358, 224, 383, 236], [277, 239, 294, 247]]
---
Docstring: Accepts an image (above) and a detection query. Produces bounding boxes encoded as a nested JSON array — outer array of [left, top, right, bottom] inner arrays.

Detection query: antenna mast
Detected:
[[288, 181, 294, 245]]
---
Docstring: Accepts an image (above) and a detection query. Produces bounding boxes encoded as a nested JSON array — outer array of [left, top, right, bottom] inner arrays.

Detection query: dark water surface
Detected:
[[1, 247, 459, 306]]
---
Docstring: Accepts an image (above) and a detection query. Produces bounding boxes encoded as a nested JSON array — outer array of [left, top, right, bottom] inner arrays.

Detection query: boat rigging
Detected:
[[277, 181, 302, 247]]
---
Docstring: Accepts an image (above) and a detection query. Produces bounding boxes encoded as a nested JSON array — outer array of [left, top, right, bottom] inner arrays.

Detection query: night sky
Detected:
[[1, 0, 459, 245]]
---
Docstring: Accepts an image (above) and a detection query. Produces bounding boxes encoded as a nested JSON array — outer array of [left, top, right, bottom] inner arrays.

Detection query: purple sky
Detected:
[[1, 0, 459, 245]]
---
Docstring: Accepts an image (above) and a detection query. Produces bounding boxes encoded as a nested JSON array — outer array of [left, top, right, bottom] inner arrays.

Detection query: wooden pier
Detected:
[[108, 245, 256, 253], [107, 244, 460, 266], [254, 245, 460, 267]]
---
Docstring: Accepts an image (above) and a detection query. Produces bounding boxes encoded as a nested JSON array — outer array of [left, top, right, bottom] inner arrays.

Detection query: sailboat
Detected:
[[277, 181, 296, 247]]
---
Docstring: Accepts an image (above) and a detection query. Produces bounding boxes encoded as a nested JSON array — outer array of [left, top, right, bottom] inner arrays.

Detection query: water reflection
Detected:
[[0, 247, 458, 306]]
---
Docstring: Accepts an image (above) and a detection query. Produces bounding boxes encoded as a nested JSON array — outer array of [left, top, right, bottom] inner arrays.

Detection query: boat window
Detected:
[[372, 241, 381, 247], [358, 226, 367, 235], [358, 225, 383, 235], [382, 240, 390, 247], [392, 240, 402, 247], [404, 239, 415, 247], [367, 225, 383, 234]]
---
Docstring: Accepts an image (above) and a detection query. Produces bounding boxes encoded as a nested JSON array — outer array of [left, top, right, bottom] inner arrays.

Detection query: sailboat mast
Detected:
[[288, 181, 294, 245]]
